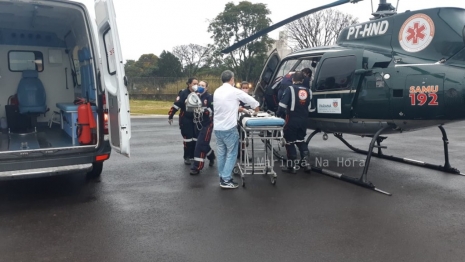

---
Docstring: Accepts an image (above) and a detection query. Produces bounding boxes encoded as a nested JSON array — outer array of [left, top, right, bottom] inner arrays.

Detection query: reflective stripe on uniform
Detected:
[[173, 105, 180, 110], [308, 90, 315, 112], [279, 102, 287, 108], [194, 157, 204, 162], [183, 138, 193, 142], [207, 150, 213, 156], [289, 86, 296, 111]]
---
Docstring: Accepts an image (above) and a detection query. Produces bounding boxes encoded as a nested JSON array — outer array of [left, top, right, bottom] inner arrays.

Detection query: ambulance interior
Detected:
[[0, 1, 101, 154]]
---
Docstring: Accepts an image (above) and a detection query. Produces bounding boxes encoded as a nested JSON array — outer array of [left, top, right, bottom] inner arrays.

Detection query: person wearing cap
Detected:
[[190, 80, 216, 175], [168, 77, 199, 165], [213, 70, 260, 189], [276, 71, 312, 174]]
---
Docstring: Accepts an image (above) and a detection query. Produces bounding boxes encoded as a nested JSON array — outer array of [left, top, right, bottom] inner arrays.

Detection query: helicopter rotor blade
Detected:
[[221, 0, 354, 54]]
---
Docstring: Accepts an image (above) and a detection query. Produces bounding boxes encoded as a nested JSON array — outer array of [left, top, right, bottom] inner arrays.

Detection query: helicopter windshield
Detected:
[[447, 47, 465, 67]]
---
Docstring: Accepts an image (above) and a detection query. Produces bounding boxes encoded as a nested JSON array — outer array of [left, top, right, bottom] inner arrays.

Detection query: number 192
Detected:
[[409, 93, 438, 106]]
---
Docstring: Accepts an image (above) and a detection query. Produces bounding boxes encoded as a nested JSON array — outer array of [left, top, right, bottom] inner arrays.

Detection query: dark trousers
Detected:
[[284, 125, 308, 166], [191, 123, 215, 171], [236, 125, 248, 160], [180, 117, 198, 160]]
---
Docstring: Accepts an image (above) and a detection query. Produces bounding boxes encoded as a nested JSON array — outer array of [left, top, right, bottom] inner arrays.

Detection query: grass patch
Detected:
[[130, 100, 173, 115]]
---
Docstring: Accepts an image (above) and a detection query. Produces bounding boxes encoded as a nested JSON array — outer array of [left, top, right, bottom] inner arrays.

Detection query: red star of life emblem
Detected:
[[406, 22, 426, 45]]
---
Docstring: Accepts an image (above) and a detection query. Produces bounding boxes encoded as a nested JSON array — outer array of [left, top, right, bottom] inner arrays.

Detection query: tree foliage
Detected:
[[286, 9, 358, 50], [124, 54, 159, 78], [134, 53, 159, 77], [207, 1, 274, 82], [172, 44, 212, 77], [157, 50, 183, 78], [124, 59, 142, 78]]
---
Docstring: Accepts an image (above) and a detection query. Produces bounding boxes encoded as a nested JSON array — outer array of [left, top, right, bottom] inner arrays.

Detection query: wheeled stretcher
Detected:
[[233, 111, 285, 187]]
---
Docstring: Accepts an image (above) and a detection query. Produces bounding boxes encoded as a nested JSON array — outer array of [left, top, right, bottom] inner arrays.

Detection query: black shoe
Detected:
[[184, 158, 191, 165], [220, 178, 239, 189], [190, 169, 200, 175]]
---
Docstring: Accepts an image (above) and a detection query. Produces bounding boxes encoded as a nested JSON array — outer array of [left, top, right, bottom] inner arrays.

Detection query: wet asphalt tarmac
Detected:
[[1, 117, 465, 262]]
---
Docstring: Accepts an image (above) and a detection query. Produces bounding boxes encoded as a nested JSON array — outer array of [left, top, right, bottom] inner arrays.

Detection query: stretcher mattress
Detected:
[[240, 114, 285, 127]]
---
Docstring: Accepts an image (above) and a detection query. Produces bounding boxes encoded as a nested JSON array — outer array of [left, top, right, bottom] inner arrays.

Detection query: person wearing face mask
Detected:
[[190, 81, 216, 175], [168, 77, 199, 165]]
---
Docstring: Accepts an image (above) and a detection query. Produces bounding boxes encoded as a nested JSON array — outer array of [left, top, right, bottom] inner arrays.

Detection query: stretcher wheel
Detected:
[[271, 177, 276, 185], [233, 167, 239, 176], [242, 179, 246, 187]]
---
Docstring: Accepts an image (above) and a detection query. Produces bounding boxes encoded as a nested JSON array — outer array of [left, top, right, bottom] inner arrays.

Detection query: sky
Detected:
[[80, 0, 464, 61]]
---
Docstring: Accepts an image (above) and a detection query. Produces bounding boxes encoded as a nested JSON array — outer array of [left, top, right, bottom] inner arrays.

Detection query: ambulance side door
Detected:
[[95, 0, 131, 157]]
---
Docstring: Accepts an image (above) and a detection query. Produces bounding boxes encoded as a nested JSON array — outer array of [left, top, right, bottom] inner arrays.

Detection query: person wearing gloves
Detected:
[[213, 70, 260, 189], [190, 80, 216, 175], [168, 77, 199, 165], [276, 71, 312, 174]]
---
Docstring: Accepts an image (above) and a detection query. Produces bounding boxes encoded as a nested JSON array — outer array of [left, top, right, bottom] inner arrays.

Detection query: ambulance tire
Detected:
[[86, 162, 103, 179]]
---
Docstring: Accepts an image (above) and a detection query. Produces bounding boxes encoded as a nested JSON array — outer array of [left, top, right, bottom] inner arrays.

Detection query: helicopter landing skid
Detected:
[[333, 125, 465, 176], [309, 165, 391, 196], [308, 126, 393, 196], [265, 128, 392, 195]]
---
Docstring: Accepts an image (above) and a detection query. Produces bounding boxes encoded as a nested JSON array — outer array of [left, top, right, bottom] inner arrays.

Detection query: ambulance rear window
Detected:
[[8, 51, 44, 72]]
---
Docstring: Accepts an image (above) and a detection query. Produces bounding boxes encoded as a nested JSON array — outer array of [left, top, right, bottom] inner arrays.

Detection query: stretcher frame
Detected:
[[233, 115, 284, 187]]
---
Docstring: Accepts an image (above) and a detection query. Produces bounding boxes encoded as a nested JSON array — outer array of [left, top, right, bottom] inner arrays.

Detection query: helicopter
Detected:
[[221, 0, 465, 196]]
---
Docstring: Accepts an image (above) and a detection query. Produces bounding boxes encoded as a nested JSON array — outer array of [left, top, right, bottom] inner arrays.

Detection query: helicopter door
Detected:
[[95, 0, 131, 157], [255, 49, 280, 108], [351, 74, 391, 120], [311, 50, 363, 120]]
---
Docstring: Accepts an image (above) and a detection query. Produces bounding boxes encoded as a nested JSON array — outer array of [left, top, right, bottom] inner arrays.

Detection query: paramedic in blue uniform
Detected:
[[277, 72, 295, 106], [190, 80, 216, 175], [168, 77, 199, 165], [276, 71, 312, 173]]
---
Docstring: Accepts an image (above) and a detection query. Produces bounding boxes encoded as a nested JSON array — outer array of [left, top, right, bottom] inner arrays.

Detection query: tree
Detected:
[[172, 44, 212, 77], [157, 50, 183, 77], [124, 59, 142, 78], [134, 54, 159, 77], [208, 1, 274, 82], [286, 9, 358, 50]]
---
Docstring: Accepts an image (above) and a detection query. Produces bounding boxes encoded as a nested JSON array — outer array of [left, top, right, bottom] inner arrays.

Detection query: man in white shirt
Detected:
[[213, 70, 260, 189]]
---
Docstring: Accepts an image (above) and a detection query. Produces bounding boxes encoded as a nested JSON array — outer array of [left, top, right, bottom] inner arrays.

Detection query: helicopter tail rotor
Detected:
[[221, 0, 361, 54]]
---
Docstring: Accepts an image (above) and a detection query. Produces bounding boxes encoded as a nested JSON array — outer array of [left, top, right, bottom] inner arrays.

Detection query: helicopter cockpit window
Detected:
[[275, 59, 299, 79], [316, 56, 356, 91]]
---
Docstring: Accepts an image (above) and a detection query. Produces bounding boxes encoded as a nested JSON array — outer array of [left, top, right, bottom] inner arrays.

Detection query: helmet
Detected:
[[186, 92, 202, 112]]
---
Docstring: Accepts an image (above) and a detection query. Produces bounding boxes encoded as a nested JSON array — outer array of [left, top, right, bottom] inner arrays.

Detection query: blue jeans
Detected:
[[214, 126, 239, 181]]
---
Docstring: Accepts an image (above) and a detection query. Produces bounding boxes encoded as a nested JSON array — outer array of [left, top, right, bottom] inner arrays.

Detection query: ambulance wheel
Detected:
[[86, 162, 103, 179]]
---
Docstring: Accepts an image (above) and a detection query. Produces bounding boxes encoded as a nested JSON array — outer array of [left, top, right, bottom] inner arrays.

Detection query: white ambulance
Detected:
[[0, 0, 131, 179]]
